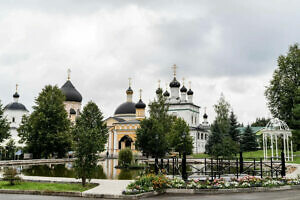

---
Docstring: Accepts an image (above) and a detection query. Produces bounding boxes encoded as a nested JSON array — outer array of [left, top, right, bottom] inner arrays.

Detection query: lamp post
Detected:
[[155, 134, 159, 175], [281, 134, 286, 177], [182, 132, 187, 181]]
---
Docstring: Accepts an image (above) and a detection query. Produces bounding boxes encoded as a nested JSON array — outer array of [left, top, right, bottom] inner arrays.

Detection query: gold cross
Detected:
[[165, 83, 168, 90], [172, 64, 177, 77], [67, 69, 71, 80], [189, 81, 191, 89], [158, 80, 161, 88], [139, 89, 142, 99], [182, 77, 185, 85], [16, 84, 19, 92], [204, 107, 207, 113], [128, 77, 132, 87]]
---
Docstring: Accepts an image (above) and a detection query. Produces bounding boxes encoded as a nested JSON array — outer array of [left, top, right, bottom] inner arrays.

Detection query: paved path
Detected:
[[286, 163, 300, 179], [18, 175, 132, 195], [145, 190, 300, 200]]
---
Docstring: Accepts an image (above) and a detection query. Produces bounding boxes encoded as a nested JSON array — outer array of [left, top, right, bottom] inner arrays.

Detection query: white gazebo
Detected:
[[261, 118, 293, 161]]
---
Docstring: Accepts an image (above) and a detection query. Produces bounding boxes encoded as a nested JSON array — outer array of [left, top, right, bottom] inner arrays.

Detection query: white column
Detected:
[[271, 134, 274, 158], [265, 134, 268, 160], [275, 134, 278, 160], [283, 134, 286, 161], [113, 130, 117, 155], [263, 133, 266, 160], [291, 140, 294, 161], [286, 135, 289, 161]]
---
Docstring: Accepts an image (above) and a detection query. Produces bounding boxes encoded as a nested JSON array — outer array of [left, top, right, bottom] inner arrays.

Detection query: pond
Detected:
[[0, 159, 145, 180]]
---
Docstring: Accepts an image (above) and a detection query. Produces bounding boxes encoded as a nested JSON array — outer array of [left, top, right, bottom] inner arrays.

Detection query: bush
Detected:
[[118, 148, 133, 167], [2, 168, 22, 185]]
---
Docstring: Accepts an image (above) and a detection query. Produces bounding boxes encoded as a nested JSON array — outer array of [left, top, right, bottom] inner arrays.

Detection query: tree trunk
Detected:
[[82, 176, 86, 187]]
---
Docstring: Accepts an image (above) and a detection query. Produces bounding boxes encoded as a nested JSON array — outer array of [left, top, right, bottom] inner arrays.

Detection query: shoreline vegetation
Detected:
[[0, 181, 97, 192]]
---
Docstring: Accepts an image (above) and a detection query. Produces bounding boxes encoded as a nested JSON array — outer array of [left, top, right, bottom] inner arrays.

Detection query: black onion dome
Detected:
[[61, 80, 82, 102], [135, 99, 146, 109], [187, 89, 194, 95], [169, 77, 180, 88], [163, 90, 170, 97], [180, 85, 187, 93], [114, 102, 136, 115], [4, 102, 28, 112], [70, 108, 76, 115], [156, 88, 163, 94], [203, 113, 208, 119], [126, 87, 133, 94], [13, 92, 20, 98]]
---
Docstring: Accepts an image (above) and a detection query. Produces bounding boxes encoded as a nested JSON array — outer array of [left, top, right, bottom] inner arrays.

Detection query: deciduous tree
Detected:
[[0, 100, 10, 143]]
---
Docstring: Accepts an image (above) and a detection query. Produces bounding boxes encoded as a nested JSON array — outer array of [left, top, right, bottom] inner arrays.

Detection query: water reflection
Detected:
[[2, 159, 143, 180]]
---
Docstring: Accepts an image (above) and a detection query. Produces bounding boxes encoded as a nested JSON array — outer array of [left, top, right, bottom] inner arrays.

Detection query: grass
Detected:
[[0, 181, 97, 192], [192, 150, 300, 164]]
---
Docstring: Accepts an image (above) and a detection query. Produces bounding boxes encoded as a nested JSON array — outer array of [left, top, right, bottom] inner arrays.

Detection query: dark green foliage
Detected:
[[0, 100, 10, 143], [241, 125, 258, 152], [229, 111, 240, 143], [135, 94, 173, 158], [118, 148, 133, 167], [5, 139, 16, 160], [251, 117, 270, 127], [18, 85, 71, 158], [3, 168, 22, 185], [265, 44, 300, 126], [206, 94, 239, 157], [292, 87, 300, 150], [72, 101, 108, 186], [168, 118, 193, 156]]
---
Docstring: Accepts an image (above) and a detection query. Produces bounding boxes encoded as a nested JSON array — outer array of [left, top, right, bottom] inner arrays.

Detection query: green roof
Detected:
[[237, 127, 265, 135]]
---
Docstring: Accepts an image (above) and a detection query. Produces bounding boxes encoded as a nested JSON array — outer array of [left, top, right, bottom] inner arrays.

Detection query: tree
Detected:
[[0, 100, 10, 143], [291, 87, 300, 150], [18, 85, 71, 158], [135, 93, 173, 158], [206, 94, 239, 157], [5, 139, 16, 160], [241, 125, 258, 152], [168, 118, 193, 156], [72, 101, 108, 186], [251, 117, 270, 127], [229, 111, 240, 143], [265, 44, 300, 126]]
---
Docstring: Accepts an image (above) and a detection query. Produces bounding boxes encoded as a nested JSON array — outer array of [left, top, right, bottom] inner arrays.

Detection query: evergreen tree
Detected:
[[229, 111, 240, 142], [265, 44, 300, 126], [251, 117, 270, 127], [135, 93, 173, 158], [168, 118, 193, 156], [0, 100, 10, 143], [5, 139, 16, 160], [241, 125, 258, 152], [18, 85, 71, 158], [291, 87, 300, 150], [72, 101, 108, 186]]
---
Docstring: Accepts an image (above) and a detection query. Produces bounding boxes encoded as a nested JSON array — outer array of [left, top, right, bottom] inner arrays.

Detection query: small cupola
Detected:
[[126, 78, 133, 102], [187, 81, 194, 103], [136, 89, 146, 120], [180, 78, 187, 102]]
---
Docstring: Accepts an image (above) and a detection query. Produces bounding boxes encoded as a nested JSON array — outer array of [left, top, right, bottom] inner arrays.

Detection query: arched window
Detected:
[[12, 117, 15, 123], [197, 132, 200, 139], [201, 133, 203, 140]]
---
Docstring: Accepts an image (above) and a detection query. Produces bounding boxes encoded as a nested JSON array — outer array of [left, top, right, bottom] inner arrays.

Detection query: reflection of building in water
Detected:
[[105, 79, 146, 157], [103, 159, 119, 179]]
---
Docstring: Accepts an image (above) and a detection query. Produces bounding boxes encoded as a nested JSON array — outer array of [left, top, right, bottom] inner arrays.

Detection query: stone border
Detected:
[[0, 185, 299, 199]]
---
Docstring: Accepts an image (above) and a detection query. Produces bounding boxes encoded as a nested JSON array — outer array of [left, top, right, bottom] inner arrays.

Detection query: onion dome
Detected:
[[180, 85, 187, 93], [114, 102, 136, 115], [61, 80, 82, 102], [169, 77, 180, 88], [4, 102, 28, 111], [70, 108, 76, 115], [156, 88, 163, 95], [163, 90, 170, 97], [13, 92, 20, 98], [126, 86, 133, 95], [187, 89, 194, 95], [203, 113, 208, 119], [135, 99, 146, 109]]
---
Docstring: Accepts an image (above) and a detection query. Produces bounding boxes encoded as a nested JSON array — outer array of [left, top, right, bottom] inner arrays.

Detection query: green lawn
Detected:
[[192, 150, 300, 164], [0, 181, 97, 192]]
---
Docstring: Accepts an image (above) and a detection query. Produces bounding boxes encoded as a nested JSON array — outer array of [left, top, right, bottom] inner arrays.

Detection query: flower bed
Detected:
[[124, 174, 300, 195]]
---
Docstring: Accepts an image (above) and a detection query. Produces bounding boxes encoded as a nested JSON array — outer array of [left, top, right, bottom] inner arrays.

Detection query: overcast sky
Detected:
[[0, 0, 299, 124]]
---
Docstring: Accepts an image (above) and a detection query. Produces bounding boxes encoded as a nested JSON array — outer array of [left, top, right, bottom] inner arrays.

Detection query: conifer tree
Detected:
[[241, 125, 258, 152], [72, 101, 108, 186], [229, 111, 240, 143], [0, 100, 10, 143], [18, 85, 71, 158], [291, 87, 300, 150]]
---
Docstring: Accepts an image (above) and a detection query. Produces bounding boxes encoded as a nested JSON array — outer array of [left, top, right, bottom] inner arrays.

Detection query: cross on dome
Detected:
[[139, 89, 142, 99], [172, 64, 177, 77], [128, 77, 132, 87], [67, 69, 71, 80], [16, 84, 19, 92], [158, 80, 161, 88]]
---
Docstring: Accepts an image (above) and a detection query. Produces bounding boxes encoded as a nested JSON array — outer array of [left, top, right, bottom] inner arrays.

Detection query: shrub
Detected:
[[2, 168, 22, 185], [118, 148, 133, 167]]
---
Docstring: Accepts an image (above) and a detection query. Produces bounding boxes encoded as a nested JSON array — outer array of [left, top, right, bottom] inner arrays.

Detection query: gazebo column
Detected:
[[271, 134, 274, 158], [263, 133, 266, 160], [275, 134, 278, 160], [291, 140, 294, 161], [286, 135, 289, 161]]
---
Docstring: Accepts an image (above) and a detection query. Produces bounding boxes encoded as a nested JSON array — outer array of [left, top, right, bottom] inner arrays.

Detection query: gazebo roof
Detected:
[[261, 118, 291, 135]]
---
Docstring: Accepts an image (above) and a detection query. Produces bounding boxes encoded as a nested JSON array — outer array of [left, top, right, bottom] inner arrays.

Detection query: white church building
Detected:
[[158, 65, 210, 153]]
